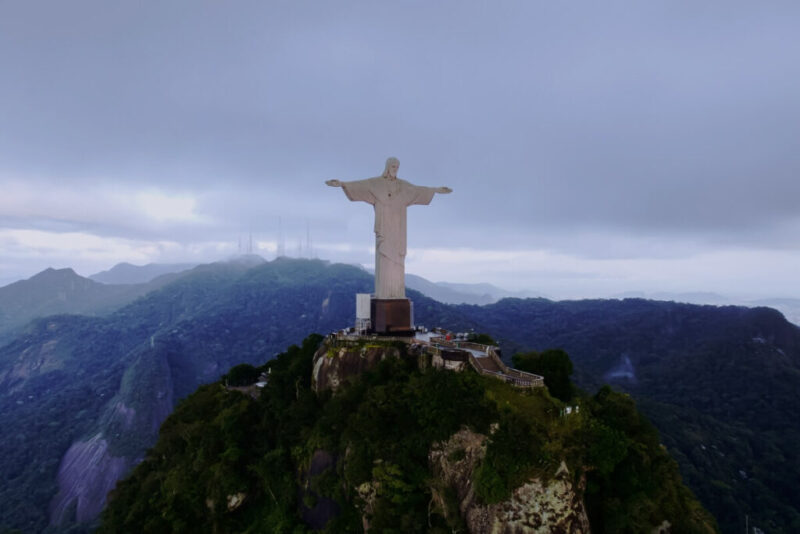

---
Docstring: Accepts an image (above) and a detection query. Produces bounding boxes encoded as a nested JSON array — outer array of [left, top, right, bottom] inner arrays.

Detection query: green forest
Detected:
[[100, 334, 716, 533], [2, 258, 799, 532]]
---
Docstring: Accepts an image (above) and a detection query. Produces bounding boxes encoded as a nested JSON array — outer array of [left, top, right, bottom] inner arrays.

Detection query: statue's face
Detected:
[[387, 161, 399, 178]]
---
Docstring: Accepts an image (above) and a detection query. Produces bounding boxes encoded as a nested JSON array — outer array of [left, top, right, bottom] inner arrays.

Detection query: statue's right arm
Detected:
[[325, 179, 342, 187]]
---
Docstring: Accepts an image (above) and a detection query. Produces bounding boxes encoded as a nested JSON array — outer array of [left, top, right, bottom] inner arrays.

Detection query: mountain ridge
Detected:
[[0, 258, 797, 532], [0, 266, 181, 345], [89, 261, 198, 285]]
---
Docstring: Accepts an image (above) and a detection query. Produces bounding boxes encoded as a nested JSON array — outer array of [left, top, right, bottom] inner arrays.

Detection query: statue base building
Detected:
[[370, 298, 414, 335]]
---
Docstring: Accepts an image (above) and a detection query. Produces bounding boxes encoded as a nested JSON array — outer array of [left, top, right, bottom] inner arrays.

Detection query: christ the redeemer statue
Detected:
[[326, 157, 452, 299]]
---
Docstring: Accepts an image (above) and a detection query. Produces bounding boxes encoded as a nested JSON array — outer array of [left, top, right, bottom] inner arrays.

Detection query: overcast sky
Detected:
[[1, 1, 799, 299]]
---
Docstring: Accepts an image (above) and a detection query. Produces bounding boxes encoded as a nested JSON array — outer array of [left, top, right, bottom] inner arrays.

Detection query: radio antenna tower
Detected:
[[277, 217, 286, 258], [306, 219, 314, 258]]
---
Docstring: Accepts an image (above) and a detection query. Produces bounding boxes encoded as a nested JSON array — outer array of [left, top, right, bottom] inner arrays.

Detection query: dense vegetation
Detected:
[[2, 259, 799, 532], [0, 267, 178, 345], [512, 348, 575, 402], [100, 335, 715, 533], [0, 259, 377, 532], [462, 298, 800, 533]]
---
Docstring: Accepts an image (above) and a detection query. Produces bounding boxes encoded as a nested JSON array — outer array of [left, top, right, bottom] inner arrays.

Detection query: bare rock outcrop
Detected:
[[429, 427, 591, 534], [48, 433, 130, 525], [50, 346, 176, 526], [312, 342, 403, 394]]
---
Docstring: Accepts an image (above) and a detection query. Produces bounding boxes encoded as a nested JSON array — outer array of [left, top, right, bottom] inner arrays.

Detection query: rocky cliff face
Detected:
[[429, 428, 591, 534], [312, 341, 410, 394], [313, 341, 592, 533], [353, 427, 592, 534], [48, 344, 176, 526], [48, 434, 130, 524]]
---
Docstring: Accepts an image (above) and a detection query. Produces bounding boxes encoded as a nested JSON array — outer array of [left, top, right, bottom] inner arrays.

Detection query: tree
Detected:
[[467, 332, 497, 346], [512, 349, 574, 402], [224, 363, 260, 386]]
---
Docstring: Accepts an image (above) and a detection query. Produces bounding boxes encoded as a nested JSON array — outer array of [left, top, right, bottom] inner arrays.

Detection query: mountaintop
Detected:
[[89, 262, 198, 285], [0, 267, 176, 344], [99, 334, 717, 533]]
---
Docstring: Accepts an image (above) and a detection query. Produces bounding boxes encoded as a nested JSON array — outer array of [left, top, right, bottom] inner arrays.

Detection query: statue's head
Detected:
[[382, 157, 399, 179]]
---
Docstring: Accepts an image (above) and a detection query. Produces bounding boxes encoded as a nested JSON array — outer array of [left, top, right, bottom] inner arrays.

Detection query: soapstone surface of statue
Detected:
[[326, 157, 452, 299]]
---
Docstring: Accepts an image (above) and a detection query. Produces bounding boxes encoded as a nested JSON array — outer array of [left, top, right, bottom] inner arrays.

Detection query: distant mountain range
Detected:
[[614, 290, 800, 327], [87, 255, 270, 286], [405, 273, 546, 305], [89, 261, 198, 285], [0, 267, 182, 345], [24, 259, 796, 325], [0, 259, 798, 532]]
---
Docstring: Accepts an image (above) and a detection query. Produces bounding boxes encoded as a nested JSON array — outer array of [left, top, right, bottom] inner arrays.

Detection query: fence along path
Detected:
[[428, 336, 544, 389]]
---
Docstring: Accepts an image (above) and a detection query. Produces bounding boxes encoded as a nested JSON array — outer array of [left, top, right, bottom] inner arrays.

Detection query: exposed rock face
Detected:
[[48, 433, 130, 525], [49, 346, 176, 526], [429, 428, 591, 534], [312, 342, 403, 393], [2, 335, 65, 393]]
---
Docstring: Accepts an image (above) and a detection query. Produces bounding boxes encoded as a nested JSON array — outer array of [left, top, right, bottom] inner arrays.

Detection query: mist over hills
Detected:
[[89, 262, 198, 285], [0, 267, 182, 346], [0, 258, 798, 532], [0, 258, 382, 533], [405, 273, 546, 306]]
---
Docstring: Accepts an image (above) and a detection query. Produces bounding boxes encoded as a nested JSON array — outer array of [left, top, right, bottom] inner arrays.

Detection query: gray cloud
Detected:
[[1, 1, 799, 291]]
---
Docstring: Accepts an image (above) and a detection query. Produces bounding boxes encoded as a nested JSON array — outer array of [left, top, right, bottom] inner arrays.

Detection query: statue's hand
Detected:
[[436, 186, 452, 194], [325, 179, 342, 187]]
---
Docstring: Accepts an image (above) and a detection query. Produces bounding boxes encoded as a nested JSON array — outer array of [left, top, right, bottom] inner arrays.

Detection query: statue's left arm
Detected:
[[405, 183, 452, 206]]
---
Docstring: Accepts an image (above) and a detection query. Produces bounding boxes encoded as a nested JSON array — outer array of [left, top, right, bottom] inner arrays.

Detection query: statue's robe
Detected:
[[340, 176, 436, 299]]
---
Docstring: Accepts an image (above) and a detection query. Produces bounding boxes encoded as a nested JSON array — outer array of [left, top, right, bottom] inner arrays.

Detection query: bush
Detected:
[[224, 363, 260, 386], [468, 332, 497, 345], [512, 349, 574, 402]]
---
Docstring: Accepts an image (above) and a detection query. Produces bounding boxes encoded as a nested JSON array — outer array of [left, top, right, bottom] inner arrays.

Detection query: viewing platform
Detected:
[[326, 327, 544, 389]]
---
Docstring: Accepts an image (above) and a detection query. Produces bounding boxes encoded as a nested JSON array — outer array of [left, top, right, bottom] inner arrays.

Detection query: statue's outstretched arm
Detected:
[[435, 186, 452, 194], [325, 179, 342, 187]]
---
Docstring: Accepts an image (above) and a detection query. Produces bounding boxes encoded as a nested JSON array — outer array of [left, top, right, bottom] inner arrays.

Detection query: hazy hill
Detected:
[[0, 258, 395, 532], [613, 291, 800, 327], [405, 273, 545, 305], [0, 267, 178, 344], [750, 297, 800, 327], [405, 273, 496, 305], [438, 280, 544, 301], [0, 259, 797, 532], [613, 291, 732, 306], [89, 261, 198, 285]]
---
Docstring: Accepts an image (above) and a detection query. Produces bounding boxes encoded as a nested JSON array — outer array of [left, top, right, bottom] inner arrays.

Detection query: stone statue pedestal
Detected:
[[371, 298, 414, 336]]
